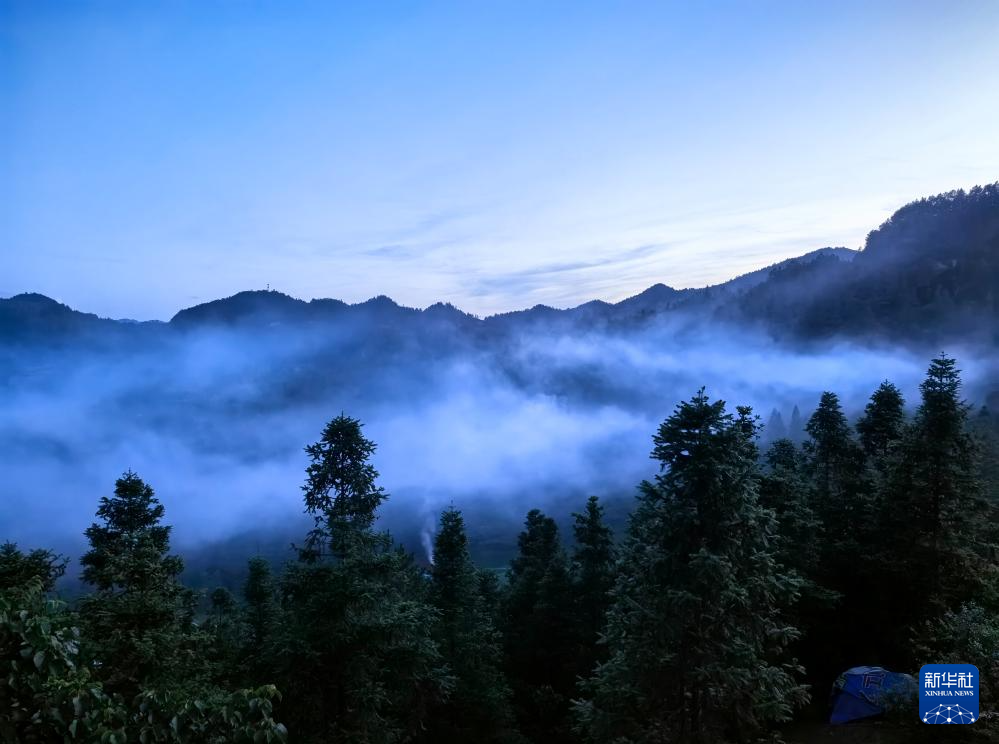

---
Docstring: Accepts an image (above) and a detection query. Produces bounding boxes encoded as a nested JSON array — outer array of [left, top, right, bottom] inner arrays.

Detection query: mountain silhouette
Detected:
[[3, 184, 997, 348]]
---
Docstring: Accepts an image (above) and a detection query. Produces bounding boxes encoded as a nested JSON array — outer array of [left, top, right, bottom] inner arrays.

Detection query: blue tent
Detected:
[[829, 666, 917, 724]]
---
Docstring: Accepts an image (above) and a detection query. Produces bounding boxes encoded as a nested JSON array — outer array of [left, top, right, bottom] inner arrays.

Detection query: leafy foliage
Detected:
[[0, 581, 104, 743], [0, 543, 66, 594], [0, 580, 287, 743]]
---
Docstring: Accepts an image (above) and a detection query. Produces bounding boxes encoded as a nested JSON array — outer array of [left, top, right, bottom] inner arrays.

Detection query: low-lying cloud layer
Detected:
[[1, 315, 993, 577]]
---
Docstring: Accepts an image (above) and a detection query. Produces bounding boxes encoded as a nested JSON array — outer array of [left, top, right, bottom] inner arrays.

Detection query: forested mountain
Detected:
[[727, 185, 999, 343], [2, 185, 997, 348]]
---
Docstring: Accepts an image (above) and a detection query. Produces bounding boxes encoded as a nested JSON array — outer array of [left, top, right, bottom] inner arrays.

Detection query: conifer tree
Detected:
[[766, 408, 787, 441], [79, 471, 198, 699], [759, 439, 821, 580], [274, 415, 448, 742], [502, 509, 575, 743], [427, 507, 514, 743], [788, 404, 805, 443], [801, 391, 886, 673], [804, 392, 870, 556], [856, 380, 906, 467], [575, 392, 807, 743], [887, 356, 997, 622], [300, 413, 387, 560], [570, 496, 616, 678], [758, 438, 839, 689]]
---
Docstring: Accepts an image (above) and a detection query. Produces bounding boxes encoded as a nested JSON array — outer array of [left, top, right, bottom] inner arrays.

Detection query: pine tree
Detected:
[[79, 471, 199, 699], [789, 404, 805, 443], [856, 381, 906, 466], [758, 438, 839, 691], [502, 509, 575, 743], [575, 391, 807, 743], [570, 496, 616, 679], [759, 439, 821, 580], [427, 507, 514, 743], [801, 391, 886, 674], [301, 413, 386, 559], [803, 392, 869, 556], [887, 356, 997, 622], [766, 408, 787, 442], [274, 416, 448, 742]]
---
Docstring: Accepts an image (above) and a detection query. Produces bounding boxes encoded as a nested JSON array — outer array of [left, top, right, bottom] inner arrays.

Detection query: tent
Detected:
[[829, 666, 917, 724]]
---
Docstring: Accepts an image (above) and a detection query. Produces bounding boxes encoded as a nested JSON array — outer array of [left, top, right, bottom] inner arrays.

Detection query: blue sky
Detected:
[[3, 1, 998, 319]]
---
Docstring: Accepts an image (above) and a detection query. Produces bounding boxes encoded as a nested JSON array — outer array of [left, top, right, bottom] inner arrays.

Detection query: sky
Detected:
[[2, 1, 999, 320]]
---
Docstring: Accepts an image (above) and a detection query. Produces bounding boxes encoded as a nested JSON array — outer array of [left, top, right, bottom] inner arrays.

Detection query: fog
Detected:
[[0, 313, 993, 581]]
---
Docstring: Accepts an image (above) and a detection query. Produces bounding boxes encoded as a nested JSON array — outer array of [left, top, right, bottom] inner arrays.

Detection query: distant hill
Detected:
[[725, 185, 999, 343], [2, 184, 997, 348]]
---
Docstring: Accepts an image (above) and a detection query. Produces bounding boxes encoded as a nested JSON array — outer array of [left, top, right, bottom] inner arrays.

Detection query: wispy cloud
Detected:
[[468, 243, 669, 299]]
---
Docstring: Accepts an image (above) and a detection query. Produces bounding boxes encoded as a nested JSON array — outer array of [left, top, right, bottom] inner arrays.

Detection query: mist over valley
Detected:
[[3, 186, 997, 583]]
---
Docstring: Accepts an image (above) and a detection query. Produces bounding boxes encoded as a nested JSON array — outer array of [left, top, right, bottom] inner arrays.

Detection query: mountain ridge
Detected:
[[2, 184, 997, 347], [0, 245, 859, 329]]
